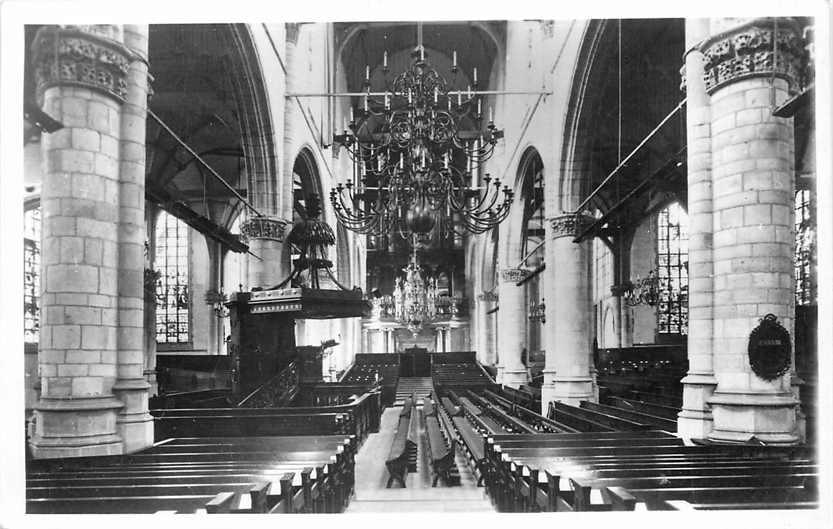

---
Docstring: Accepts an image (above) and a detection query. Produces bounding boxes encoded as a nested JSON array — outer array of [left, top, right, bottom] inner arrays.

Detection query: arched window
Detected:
[[656, 202, 688, 335], [795, 188, 815, 306], [519, 149, 544, 360], [155, 211, 190, 344], [24, 207, 41, 343]]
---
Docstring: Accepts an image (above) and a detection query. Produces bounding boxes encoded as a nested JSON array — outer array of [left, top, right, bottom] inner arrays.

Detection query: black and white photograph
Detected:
[[0, 1, 830, 527]]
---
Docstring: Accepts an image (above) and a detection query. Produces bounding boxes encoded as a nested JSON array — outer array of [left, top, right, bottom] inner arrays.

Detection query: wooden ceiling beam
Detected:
[[146, 181, 248, 253]]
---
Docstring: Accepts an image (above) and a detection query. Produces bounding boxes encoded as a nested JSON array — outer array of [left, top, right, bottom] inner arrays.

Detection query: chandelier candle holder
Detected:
[[624, 270, 660, 307], [528, 298, 546, 323], [393, 245, 439, 335], [330, 42, 513, 239]]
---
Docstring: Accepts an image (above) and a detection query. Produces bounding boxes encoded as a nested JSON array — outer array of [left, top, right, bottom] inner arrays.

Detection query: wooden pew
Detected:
[[152, 390, 381, 443], [435, 402, 462, 485], [466, 391, 537, 434], [451, 415, 487, 486], [481, 389, 579, 433], [607, 396, 681, 421], [385, 397, 417, 488], [497, 385, 538, 410], [489, 439, 813, 512], [451, 393, 504, 435], [440, 397, 462, 417], [628, 388, 683, 407], [580, 400, 677, 431], [424, 404, 459, 486], [549, 401, 653, 432], [565, 471, 817, 511], [27, 435, 354, 514]]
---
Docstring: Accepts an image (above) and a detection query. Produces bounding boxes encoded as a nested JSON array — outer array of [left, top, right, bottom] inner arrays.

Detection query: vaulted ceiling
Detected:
[[147, 24, 247, 234]]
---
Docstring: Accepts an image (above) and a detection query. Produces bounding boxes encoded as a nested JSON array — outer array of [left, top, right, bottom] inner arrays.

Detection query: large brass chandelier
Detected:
[[330, 32, 514, 239]]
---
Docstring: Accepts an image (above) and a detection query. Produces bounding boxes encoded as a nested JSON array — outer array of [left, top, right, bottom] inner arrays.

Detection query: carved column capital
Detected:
[[31, 26, 136, 106], [610, 283, 632, 297], [549, 213, 595, 240], [285, 23, 301, 45], [500, 268, 529, 284], [240, 216, 290, 243], [697, 18, 806, 94], [477, 291, 499, 302]]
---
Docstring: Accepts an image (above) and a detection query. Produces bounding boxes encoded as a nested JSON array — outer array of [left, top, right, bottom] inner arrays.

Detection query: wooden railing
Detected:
[[152, 389, 381, 443], [236, 361, 299, 408]]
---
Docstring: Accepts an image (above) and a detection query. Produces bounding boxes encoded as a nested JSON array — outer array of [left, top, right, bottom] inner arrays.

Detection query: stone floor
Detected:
[[345, 406, 495, 513]]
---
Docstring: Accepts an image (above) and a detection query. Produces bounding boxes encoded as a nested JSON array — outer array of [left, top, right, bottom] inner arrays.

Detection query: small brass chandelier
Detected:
[[330, 24, 513, 239], [624, 270, 660, 307], [392, 245, 438, 335]]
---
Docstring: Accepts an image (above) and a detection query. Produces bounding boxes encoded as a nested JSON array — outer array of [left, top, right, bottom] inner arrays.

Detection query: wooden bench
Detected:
[[549, 401, 652, 432], [26, 435, 354, 514], [152, 390, 381, 443], [424, 402, 459, 486], [580, 400, 677, 431], [440, 396, 462, 417], [487, 438, 813, 512], [482, 389, 578, 433], [607, 396, 681, 421], [385, 397, 418, 488], [628, 388, 683, 407], [498, 385, 538, 410], [28, 463, 349, 514], [564, 470, 817, 511]]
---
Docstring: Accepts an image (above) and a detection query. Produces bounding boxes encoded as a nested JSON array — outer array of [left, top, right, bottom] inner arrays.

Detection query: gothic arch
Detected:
[[226, 23, 280, 221]]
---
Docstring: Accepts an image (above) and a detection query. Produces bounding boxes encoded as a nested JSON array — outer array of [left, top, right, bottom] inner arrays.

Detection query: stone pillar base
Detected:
[[790, 375, 806, 443], [677, 373, 717, 440], [549, 376, 594, 407], [144, 369, 158, 397], [540, 370, 557, 415], [677, 410, 714, 440], [499, 368, 527, 388], [707, 391, 799, 446], [113, 378, 154, 453], [794, 410, 807, 444], [30, 396, 125, 459], [540, 382, 556, 416]]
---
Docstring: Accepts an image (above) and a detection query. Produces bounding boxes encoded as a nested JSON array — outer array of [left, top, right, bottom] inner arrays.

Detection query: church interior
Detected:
[[4, 14, 830, 520]]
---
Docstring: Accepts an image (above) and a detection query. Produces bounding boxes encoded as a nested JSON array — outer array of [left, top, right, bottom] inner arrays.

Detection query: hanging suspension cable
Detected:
[[261, 23, 335, 181], [616, 19, 624, 353], [573, 97, 687, 214], [617, 19, 623, 165]]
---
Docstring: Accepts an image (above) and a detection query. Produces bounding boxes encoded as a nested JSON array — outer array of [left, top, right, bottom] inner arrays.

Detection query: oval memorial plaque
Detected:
[[747, 314, 791, 381]]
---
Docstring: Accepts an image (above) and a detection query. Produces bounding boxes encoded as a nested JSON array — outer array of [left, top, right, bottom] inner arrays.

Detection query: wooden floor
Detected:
[[346, 406, 495, 513]]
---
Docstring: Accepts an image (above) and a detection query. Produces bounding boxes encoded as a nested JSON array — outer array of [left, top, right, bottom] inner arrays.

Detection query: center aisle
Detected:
[[346, 405, 495, 513]]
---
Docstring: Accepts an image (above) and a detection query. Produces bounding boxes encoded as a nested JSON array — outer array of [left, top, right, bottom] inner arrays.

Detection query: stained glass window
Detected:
[[155, 211, 190, 344], [795, 189, 815, 306], [657, 202, 688, 335], [24, 207, 41, 343]]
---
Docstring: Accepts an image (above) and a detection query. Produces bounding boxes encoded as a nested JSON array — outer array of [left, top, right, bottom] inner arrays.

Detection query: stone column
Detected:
[[387, 328, 396, 354], [496, 269, 529, 387], [241, 217, 289, 289], [678, 18, 719, 439], [476, 292, 497, 365], [143, 208, 158, 396], [204, 240, 225, 356], [361, 327, 369, 354], [701, 18, 802, 445], [541, 214, 594, 410], [111, 24, 153, 453], [30, 25, 138, 458], [241, 24, 295, 290]]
